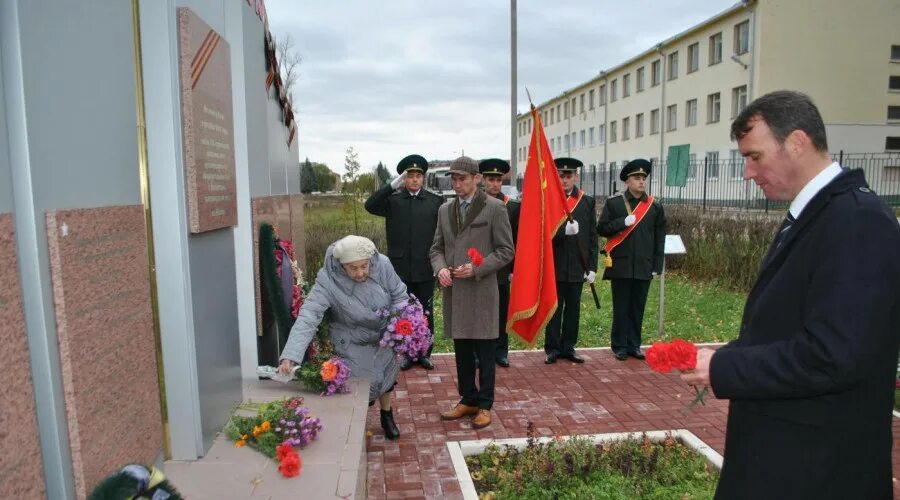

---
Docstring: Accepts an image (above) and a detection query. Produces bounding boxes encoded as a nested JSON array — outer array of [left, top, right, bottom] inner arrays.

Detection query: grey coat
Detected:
[[280, 244, 408, 402], [430, 190, 514, 339]]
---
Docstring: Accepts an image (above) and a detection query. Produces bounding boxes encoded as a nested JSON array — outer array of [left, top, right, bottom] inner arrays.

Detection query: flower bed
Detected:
[[448, 426, 722, 500]]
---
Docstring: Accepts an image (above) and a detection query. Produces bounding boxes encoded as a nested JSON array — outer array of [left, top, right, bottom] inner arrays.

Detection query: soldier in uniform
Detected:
[[479, 158, 520, 368], [596, 159, 666, 361], [365, 154, 444, 370], [544, 157, 598, 364]]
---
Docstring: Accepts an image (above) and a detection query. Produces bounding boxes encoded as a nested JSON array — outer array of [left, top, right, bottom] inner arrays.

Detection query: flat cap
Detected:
[[446, 156, 479, 176], [620, 159, 652, 181]]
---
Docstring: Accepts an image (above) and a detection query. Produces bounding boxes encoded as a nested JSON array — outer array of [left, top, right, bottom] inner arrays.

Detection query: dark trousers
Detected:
[[454, 339, 496, 409], [544, 281, 583, 356], [405, 279, 435, 358], [610, 278, 652, 354], [495, 283, 510, 359]]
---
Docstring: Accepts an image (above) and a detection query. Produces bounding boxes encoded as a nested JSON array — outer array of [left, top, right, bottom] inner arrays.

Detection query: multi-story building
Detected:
[[515, 0, 900, 202]]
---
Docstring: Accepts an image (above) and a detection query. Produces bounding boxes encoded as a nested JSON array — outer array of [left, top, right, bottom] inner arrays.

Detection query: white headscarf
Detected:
[[332, 235, 377, 264]]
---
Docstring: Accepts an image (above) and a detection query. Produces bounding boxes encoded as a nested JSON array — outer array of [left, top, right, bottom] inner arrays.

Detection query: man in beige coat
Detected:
[[430, 156, 514, 429]]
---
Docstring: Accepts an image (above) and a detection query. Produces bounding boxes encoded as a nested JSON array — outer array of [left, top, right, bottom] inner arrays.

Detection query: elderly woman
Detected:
[[277, 235, 407, 439]]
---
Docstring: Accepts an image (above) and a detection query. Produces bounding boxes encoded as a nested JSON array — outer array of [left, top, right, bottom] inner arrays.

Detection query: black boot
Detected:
[[380, 409, 400, 440]]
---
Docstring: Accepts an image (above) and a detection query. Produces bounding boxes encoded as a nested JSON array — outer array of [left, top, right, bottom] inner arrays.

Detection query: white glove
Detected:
[[584, 271, 596, 284], [565, 220, 580, 235], [624, 214, 636, 227], [390, 171, 407, 189], [508, 274, 513, 282]]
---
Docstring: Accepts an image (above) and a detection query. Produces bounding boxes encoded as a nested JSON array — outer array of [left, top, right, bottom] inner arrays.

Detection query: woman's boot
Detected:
[[380, 409, 400, 440]]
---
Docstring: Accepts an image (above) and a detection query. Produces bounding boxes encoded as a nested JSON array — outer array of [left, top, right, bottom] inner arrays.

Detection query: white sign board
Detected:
[[664, 234, 686, 255]]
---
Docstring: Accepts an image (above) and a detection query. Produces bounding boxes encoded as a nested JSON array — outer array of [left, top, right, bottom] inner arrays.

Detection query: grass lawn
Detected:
[[429, 271, 745, 353]]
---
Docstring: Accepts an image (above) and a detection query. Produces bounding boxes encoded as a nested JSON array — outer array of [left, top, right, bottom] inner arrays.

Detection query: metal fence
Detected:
[[574, 152, 900, 212]]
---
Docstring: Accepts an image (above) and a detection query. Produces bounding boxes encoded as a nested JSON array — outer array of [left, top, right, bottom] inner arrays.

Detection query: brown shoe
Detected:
[[440, 404, 479, 421], [472, 409, 492, 429]]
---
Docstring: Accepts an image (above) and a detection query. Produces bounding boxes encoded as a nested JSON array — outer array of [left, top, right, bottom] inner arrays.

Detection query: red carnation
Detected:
[[467, 247, 484, 267], [645, 342, 674, 373], [396, 319, 413, 336], [276, 443, 295, 462], [668, 338, 698, 371], [278, 452, 302, 477]]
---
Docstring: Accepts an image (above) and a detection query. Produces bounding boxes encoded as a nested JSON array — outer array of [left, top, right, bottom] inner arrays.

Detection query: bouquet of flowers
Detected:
[[274, 239, 305, 320], [646, 339, 708, 410], [224, 396, 323, 478], [298, 355, 351, 396], [378, 296, 432, 361]]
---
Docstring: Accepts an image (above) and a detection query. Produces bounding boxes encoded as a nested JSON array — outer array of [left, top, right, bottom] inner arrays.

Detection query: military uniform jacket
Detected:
[[707, 169, 900, 499], [364, 184, 443, 283], [492, 192, 520, 285], [596, 191, 665, 280], [551, 187, 598, 283]]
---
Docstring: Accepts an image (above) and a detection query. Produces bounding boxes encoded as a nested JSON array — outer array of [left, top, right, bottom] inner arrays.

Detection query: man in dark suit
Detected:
[[479, 158, 520, 368], [365, 154, 444, 370], [682, 90, 900, 499], [597, 159, 666, 361], [544, 158, 598, 364]]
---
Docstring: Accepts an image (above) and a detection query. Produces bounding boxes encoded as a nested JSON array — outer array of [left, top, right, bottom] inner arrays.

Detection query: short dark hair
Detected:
[[730, 90, 828, 152]]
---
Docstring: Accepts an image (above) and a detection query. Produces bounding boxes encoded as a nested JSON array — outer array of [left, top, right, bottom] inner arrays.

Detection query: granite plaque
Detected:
[[178, 8, 238, 233], [46, 206, 162, 498], [0, 214, 46, 498]]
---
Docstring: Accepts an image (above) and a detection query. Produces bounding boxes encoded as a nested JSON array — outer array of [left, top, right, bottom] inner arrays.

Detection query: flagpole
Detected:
[[525, 89, 601, 310]]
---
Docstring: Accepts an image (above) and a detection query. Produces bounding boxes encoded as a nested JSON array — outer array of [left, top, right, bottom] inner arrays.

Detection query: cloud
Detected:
[[265, 0, 737, 173]]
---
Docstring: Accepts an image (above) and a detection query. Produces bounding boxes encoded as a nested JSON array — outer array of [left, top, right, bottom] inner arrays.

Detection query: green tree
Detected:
[[342, 146, 362, 232], [375, 161, 391, 185], [300, 158, 318, 194]]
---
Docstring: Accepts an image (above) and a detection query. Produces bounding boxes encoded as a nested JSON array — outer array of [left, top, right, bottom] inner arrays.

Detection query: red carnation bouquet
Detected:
[[467, 247, 484, 267], [646, 339, 708, 410]]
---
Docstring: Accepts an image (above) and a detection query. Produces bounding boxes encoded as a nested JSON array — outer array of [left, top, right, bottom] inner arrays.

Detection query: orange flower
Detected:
[[261, 421, 271, 432], [320, 360, 338, 382], [234, 438, 246, 448], [252, 425, 263, 438]]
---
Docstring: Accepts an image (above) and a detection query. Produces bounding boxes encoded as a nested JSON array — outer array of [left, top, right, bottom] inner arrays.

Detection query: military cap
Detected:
[[479, 158, 510, 177], [619, 158, 652, 181], [396, 154, 428, 175], [554, 157, 583, 173], [446, 156, 479, 176]]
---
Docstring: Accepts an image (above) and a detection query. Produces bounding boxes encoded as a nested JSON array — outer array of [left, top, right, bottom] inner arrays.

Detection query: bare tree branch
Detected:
[[276, 33, 302, 114]]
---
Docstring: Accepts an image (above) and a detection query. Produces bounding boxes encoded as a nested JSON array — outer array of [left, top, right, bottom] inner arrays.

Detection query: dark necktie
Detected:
[[459, 201, 469, 220], [762, 212, 796, 267]]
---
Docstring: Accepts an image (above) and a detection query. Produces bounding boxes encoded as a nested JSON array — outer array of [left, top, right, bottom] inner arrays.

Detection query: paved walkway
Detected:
[[365, 348, 900, 499]]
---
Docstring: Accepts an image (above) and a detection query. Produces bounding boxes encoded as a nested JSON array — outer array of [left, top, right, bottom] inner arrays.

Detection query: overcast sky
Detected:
[[265, 0, 738, 175]]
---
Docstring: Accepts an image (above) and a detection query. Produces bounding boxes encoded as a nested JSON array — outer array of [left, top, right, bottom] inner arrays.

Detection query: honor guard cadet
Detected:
[[479, 158, 520, 368], [365, 154, 444, 370], [544, 157, 598, 364], [596, 159, 666, 361]]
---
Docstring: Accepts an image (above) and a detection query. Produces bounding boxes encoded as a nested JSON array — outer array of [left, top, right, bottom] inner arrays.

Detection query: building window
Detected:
[[709, 32, 723, 65], [564, 135, 570, 151], [622, 117, 630, 140], [550, 138, 555, 152], [886, 137, 900, 151], [890, 76, 900, 91], [580, 129, 586, 148], [589, 127, 595, 146], [706, 151, 720, 179], [556, 104, 561, 122], [667, 51, 679, 80], [589, 89, 595, 109], [732, 85, 748, 117], [564, 101, 569, 119], [892, 45, 900, 61], [734, 21, 750, 55], [610, 79, 618, 102], [610, 120, 617, 142], [889, 106, 900, 121], [599, 84, 607, 105], [572, 98, 577, 114], [580, 93, 585, 113], [598, 124, 606, 144], [623, 73, 631, 98], [687, 153, 697, 179], [636, 67, 645, 92], [729, 149, 745, 179], [572, 132, 577, 149], [707, 92, 721, 123], [686, 99, 698, 126], [650, 109, 660, 134], [666, 104, 677, 131], [636, 113, 644, 137], [688, 43, 700, 73], [550, 108, 555, 124], [651, 60, 661, 86]]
